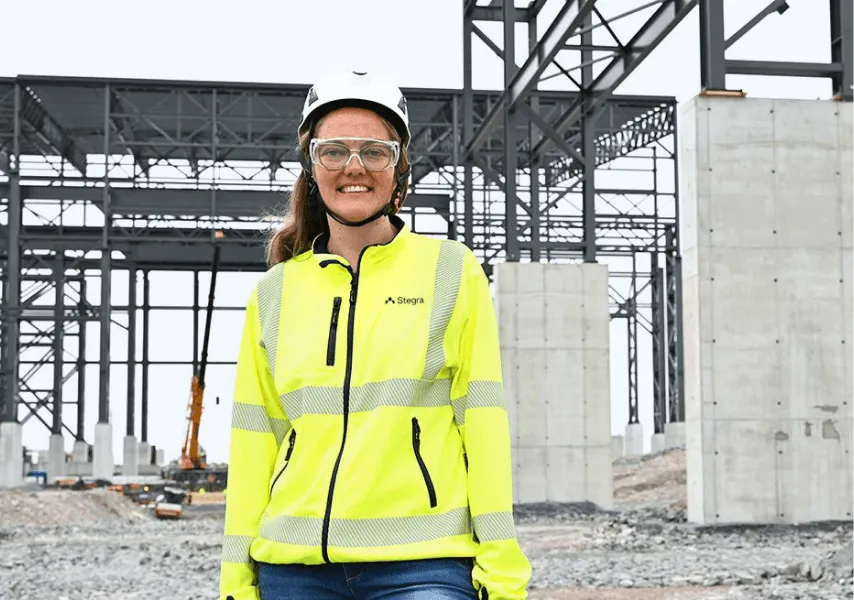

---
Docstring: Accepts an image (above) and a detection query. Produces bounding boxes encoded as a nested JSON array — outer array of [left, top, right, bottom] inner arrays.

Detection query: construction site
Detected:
[[0, 1, 852, 599]]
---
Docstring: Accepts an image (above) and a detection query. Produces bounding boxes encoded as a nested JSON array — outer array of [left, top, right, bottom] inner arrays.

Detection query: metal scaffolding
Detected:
[[0, 0, 850, 453]]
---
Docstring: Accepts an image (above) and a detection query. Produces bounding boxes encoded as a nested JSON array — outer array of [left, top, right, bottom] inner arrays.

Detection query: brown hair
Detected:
[[265, 113, 410, 266]]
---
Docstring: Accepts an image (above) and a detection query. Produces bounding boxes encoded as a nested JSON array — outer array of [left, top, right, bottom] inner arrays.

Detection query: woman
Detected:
[[219, 71, 531, 600]]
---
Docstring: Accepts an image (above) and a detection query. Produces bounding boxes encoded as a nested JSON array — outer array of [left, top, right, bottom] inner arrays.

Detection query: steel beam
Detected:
[[531, 0, 697, 162]]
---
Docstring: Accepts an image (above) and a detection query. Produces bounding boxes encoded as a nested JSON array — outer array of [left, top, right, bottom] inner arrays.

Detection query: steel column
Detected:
[[76, 279, 87, 441], [463, 7, 474, 248], [830, 0, 853, 101], [52, 255, 65, 434], [141, 271, 150, 443], [651, 263, 667, 434], [699, 0, 729, 91], [504, 0, 520, 261], [1, 82, 22, 423], [98, 84, 112, 424], [126, 265, 136, 437]]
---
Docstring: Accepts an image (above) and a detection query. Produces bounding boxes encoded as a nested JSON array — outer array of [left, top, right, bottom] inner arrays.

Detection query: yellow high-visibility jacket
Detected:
[[219, 218, 531, 600]]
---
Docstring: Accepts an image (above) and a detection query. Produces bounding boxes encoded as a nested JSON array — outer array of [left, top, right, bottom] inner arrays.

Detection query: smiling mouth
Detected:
[[338, 185, 372, 193]]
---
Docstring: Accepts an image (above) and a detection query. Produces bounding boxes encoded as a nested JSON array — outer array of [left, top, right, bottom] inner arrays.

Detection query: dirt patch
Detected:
[[614, 450, 686, 507], [530, 587, 737, 600], [0, 488, 149, 525]]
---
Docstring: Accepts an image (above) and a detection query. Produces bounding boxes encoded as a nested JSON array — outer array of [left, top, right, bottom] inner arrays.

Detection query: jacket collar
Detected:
[[311, 215, 409, 269]]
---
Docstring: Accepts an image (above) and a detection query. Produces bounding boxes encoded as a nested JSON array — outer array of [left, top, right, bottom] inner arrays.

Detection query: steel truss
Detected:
[[3, 1, 847, 455], [463, 0, 694, 432], [700, 0, 853, 100]]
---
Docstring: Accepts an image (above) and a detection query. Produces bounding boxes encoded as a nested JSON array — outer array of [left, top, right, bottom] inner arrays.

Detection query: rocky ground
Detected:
[[0, 450, 850, 600]]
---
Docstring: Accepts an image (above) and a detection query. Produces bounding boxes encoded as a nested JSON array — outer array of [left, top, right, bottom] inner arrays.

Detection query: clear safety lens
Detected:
[[309, 137, 400, 172]]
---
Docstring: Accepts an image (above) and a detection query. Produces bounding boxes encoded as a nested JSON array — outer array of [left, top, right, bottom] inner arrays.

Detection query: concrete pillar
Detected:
[[122, 436, 138, 476], [611, 435, 623, 461], [138, 441, 151, 464], [496, 262, 613, 509], [0, 422, 24, 488], [650, 433, 666, 454], [72, 440, 88, 463], [47, 433, 66, 482], [624, 423, 643, 457], [681, 96, 853, 525], [665, 422, 685, 449], [93, 422, 114, 480], [155, 448, 165, 467]]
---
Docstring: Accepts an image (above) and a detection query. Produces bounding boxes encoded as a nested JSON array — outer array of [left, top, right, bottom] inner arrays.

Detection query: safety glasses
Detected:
[[309, 137, 400, 172]]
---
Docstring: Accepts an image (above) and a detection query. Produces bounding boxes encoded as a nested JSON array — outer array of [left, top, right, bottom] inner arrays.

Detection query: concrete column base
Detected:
[[650, 433, 667, 454], [122, 436, 139, 476], [93, 423, 114, 481], [72, 440, 89, 463], [47, 433, 66, 483], [155, 448, 165, 467], [624, 423, 644, 457], [611, 435, 623, 461], [138, 441, 151, 465], [0, 422, 24, 489], [665, 422, 685, 449]]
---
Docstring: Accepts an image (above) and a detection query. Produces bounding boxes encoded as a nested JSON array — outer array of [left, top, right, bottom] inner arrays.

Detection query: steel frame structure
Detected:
[[0, 0, 849, 456], [700, 0, 853, 100]]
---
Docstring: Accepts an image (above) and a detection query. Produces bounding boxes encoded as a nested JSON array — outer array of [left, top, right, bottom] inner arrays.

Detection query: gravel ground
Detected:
[[0, 451, 851, 600]]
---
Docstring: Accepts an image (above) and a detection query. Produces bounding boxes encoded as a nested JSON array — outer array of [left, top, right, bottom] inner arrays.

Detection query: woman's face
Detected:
[[312, 107, 399, 223]]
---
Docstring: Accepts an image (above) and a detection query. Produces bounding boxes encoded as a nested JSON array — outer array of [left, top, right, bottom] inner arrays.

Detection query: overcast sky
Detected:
[[1, 0, 837, 463]]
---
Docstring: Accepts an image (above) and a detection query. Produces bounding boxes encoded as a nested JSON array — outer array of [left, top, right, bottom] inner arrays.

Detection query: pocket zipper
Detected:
[[412, 417, 438, 508], [326, 296, 342, 366], [269, 428, 297, 495]]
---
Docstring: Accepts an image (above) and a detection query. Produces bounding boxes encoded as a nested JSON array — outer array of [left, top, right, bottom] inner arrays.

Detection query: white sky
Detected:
[[1, 0, 837, 463]]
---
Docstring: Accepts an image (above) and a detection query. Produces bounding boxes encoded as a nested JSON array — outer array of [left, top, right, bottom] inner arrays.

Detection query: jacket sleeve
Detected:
[[451, 250, 532, 600], [219, 286, 288, 600]]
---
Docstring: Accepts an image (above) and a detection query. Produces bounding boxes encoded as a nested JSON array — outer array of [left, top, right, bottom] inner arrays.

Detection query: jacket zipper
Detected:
[[412, 417, 438, 508], [326, 296, 342, 366], [321, 273, 359, 563], [269, 428, 297, 495]]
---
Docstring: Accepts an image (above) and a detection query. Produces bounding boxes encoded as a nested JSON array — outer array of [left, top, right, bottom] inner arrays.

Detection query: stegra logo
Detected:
[[385, 296, 425, 305]]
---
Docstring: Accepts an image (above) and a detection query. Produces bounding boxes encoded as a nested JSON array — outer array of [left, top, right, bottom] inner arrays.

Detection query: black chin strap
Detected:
[[299, 153, 410, 228]]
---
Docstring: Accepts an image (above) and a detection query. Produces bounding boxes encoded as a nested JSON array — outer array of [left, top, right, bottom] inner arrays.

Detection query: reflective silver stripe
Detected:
[[257, 263, 285, 379], [260, 506, 472, 548], [423, 242, 466, 380], [221, 534, 255, 564], [280, 378, 452, 420], [472, 511, 517, 542], [231, 401, 290, 446], [453, 380, 504, 426]]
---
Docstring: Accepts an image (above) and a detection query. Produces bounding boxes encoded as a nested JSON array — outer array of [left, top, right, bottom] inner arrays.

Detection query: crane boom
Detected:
[[179, 242, 221, 471]]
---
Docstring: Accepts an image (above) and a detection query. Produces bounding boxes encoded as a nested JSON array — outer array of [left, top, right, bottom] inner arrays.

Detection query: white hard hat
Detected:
[[299, 70, 411, 146]]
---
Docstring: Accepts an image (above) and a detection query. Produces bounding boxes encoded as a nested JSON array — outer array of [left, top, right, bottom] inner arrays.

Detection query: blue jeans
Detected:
[[257, 557, 478, 600]]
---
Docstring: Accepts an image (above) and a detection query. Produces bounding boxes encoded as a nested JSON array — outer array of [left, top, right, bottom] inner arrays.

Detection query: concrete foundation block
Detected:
[[497, 261, 613, 509], [155, 449, 165, 467], [665, 422, 685, 449], [650, 433, 667, 454], [93, 422, 114, 481], [122, 436, 139, 476], [624, 423, 643, 457], [681, 95, 853, 525], [47, 434, 66, 483], [0, 422, 24, 488], [611, 435, 623, 461]]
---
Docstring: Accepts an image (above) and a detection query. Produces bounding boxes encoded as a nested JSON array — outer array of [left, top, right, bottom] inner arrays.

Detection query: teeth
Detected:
[[340, 185, 370, 193]]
